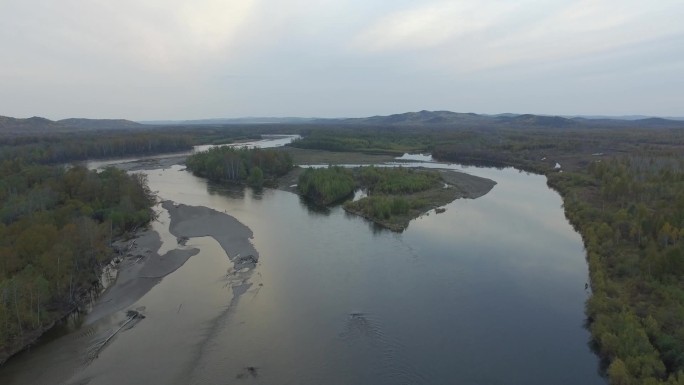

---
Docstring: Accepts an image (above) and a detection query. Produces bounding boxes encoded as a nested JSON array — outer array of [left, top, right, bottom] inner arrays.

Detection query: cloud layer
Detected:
[[1, 0, 682, 119]]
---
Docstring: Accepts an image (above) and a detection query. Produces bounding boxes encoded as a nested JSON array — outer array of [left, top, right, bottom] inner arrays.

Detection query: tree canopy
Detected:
[[0, 161, 154, 360], [186, 146, 293, 187]]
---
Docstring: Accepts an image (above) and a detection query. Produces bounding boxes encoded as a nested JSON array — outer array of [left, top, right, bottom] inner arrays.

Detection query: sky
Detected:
[[1, 0, 682, 120]]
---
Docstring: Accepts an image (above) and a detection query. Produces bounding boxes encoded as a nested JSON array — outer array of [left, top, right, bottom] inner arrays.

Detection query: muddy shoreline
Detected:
[[88, 201, 260, 334], [0, 227, 179, 365]]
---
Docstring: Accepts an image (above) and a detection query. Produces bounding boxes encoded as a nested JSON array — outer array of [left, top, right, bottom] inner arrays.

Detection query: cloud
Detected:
[[0, 0, 258, 74], [352, 1, 518, 52], [352, 0, 684, 73], [0, 0, 682, 119]]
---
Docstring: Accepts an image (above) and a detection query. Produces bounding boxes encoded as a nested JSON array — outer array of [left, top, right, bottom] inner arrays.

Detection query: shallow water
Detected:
[[0, 146, 604, 384]]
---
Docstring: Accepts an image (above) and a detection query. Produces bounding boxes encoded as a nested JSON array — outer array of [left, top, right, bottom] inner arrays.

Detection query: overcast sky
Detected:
[[1, 0, 682, 120]]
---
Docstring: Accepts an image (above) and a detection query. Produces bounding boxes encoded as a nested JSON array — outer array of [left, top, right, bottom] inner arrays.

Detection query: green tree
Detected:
[[247, 166, 264, 188]]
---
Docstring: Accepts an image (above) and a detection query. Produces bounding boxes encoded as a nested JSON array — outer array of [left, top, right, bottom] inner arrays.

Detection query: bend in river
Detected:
[[0, 139, 605, 385]]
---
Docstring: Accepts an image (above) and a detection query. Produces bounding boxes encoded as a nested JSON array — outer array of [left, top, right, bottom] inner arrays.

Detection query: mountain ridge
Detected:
[[0, 116, 143, 133], [3, 111, 684, 132]]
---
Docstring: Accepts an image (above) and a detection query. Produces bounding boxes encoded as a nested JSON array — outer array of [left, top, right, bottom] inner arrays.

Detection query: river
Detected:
[[0, 138, 604, 385]]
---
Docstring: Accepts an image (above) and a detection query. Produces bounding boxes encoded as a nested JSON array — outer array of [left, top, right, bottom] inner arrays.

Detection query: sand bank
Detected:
[[161, 201, 259, 266]]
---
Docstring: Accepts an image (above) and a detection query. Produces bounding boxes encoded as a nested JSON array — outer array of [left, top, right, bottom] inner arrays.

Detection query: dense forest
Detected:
[[0, 161, 154, 362], [186, 146, 294, 188], [357, 166, 441, 194], [0, 132, 194, 164], [546, 157, 684, 385], [290, 128, 432, 155], [297, 166, 441, 207], [344, 167, 442, 229], [298, 166, 356, 205], [298, 166, 447, 230], [0, 123, 303, 165]]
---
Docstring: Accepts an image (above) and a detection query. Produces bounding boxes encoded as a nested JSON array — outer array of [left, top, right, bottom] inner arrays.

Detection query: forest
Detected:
[[0, 161, 154, 362], [344, 167, 442, 230], [0, 132, 193, 164], [0, 123, 302, 165], [298, 166, 445, 230], [546, 157, 684, 385], [186, 146, 294, 188], [297, 166, 356, 205], [357, 166, 441, 194]]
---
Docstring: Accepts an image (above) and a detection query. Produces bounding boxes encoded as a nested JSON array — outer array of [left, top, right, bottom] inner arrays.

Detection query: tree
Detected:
[[607, 358, 631, 385], [247, 166, 264, 188]]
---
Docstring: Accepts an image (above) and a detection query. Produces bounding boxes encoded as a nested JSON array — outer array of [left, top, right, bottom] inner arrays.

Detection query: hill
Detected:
[[0, 116, 64, 132], [57, 118, 142, 130], [140, 117, 317, 125], [0, 116, 143, 133], [3, 111, 683, 133], [322, 110, 684, 129]]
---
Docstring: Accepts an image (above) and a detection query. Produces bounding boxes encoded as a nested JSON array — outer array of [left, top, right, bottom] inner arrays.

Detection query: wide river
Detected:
[[0, 137, 604, 384]]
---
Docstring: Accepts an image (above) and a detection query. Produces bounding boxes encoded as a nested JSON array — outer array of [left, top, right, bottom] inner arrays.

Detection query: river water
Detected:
[[0, 138, 604, 385]]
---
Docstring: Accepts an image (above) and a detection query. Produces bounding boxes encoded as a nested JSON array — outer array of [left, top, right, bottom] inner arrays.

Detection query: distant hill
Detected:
[[321, 110, 684, 129], [0, 116, 64, 132], [568, 114, 684, 121], [3, 111, 683, 133], [140, 117, 318, 125], [0, 116, 143, 133], [337, 110, 486, 125], [331, 110, 581, 128], [58, 118, 142, 130], [505, 114, 578, 128]]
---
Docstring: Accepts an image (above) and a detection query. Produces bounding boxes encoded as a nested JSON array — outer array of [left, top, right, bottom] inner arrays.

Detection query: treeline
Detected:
[[298, 167, 355, 205], [298, 166, 442, 230], [186, 146, 293, 188], [291, 124, 684, 174], [291, 125, 586, 172], [0, 161, 155, 361], [344, 195, 414, 221], [357, 166, 441, 194], [290, 129, 433, 155], [345, 167, 439, 225], [548, 156, 684, 385], [298, 166, 441, 207], [0, 132, 193, 164]]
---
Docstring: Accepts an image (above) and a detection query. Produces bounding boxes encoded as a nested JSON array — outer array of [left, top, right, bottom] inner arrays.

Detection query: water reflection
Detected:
[[206, 181, 246, 200], [298, 196, 333, 216]]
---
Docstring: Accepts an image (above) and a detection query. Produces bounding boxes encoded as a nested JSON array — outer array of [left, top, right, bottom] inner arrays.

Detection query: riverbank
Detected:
[[86, 228, 199, 325], [0, 199, 261, 383], [90, 201, 260, 338], [0, 227, 173, 365]]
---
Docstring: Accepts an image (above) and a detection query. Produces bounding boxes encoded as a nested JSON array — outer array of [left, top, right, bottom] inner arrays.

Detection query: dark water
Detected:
[[0, 151, 604, 384]]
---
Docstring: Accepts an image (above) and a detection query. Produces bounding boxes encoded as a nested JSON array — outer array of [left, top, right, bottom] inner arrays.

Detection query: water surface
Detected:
[[0, 147, 604, 384]]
